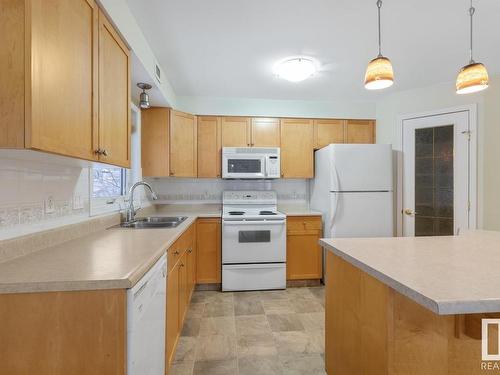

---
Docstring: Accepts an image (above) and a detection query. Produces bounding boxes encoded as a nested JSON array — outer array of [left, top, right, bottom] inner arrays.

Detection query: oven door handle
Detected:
[[223, 220, 285, 226]]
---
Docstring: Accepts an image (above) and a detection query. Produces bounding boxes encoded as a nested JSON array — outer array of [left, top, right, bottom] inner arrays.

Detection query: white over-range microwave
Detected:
[[222, 147, 281, 179]]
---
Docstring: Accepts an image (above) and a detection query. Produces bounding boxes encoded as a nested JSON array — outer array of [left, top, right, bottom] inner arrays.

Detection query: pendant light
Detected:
[[456, 0, 489, 94], [137, 83, 152, 109], [364, 0, 394, 90]]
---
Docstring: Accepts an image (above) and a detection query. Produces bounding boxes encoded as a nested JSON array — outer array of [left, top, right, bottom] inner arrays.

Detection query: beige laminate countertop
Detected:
[[278, 204, 322, 217], [0, 203, 225, 294], [320, 230, 500, 315], [0, 202, 320, 294]]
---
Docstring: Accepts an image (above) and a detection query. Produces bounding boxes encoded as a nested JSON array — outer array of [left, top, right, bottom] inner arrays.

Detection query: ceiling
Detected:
[[126, 0, 500, 101]]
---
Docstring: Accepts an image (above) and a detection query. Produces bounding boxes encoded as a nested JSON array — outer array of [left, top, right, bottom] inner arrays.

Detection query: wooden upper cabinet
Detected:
[[345, 120, 376, 144], [170, 110, 197, 177], [98, 9, 131, 168], [197, 116, 222, 178], [221, 117, 251, 147], [280, 119, 314, 178], [141, 108, 170, 177], [0, 0, 131, 167], [28, 0, 98, 160], [251, 118, 280, 147], [314, 119, 345, 149]]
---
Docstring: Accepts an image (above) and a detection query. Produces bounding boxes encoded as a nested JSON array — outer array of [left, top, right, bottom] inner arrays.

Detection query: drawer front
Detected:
[[167, 223, 194, 272], [167, 240, 183, 272], [287, 217, 322, 233]]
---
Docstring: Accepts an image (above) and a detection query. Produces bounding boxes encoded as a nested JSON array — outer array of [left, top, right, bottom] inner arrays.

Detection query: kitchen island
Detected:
[[320, 230, 500, 375]]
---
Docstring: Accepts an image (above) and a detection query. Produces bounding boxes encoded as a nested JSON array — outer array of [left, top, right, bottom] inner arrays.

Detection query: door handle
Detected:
[[404, 208, 418, 217]]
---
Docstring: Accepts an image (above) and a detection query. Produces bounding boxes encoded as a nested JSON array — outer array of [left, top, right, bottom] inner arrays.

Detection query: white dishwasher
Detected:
[[127, 254, 167, 375]]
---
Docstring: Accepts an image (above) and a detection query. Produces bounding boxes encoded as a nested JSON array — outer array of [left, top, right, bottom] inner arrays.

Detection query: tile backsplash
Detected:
[[146, 177, 309, 204], [0, 156, 90, 239]]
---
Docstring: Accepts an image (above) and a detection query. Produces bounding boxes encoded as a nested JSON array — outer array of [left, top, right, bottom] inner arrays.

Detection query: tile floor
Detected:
[[171, 286, 326, 375]]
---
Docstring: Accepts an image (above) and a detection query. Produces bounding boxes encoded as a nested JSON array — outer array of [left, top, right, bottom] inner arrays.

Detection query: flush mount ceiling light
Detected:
[[456, 0, 489, 95], [274, 57, 318, 82], [364, 0, 394, 90], [137, 82, 152, 109]]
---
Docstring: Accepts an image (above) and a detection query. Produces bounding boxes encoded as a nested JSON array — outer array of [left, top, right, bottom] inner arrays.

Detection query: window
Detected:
[[92, 165, 127, 198]]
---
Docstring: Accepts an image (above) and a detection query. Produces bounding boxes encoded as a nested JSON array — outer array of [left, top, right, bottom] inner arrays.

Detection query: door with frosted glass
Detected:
[[402, 111, 472, 236]]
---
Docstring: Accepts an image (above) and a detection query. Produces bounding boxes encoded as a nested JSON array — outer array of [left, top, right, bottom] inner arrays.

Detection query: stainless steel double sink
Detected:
[[118, 216, 188, 229]]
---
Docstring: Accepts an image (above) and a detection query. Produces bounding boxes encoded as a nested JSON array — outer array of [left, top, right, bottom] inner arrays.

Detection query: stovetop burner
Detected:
[[228, 211, 245, 216], [259, 211, 277, 216]]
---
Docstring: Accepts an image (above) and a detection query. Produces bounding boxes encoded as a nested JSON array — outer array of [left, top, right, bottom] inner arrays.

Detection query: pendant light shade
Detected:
[[364, 0, 394, 90], [364, 56, 394, 90], [456, 62, 489, 94], [456, 0, 489, 94]]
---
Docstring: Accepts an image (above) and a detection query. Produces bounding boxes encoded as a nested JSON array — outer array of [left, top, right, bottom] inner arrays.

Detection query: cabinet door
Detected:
[[221, 117, 251, 147], [178, 253, 189, 326], [98, 9, 131, 167], [197, 116, 221, 178], [141, 108, 170, 177], [345, 120, 376, 144], [286, 217, 323, 280], [314, 119, 345, 149], [166, 264, 179, 365], [251, 118, 280, 147], [29, 0, 98, 161], [170, 111, 197, 177], [196, 218, 221, 284], [280, 119, 314, 178]]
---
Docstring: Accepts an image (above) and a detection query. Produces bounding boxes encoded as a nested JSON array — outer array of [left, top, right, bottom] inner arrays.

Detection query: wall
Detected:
[[146, 178, 309, 206], [0, 105, 147, 241], [0, 154, 90, 240], [176, 96, 376, 119], [376, 75, 500, 230]]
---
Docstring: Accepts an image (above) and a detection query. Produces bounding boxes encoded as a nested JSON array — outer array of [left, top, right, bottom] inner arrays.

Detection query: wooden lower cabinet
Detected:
[[166, 263, 180, 366], [166, 223, 197, 372], [325, 252, 497, 375], [196, 218, 221, 284], [0, 289, 126, 375], [286, 216, 323, 280]]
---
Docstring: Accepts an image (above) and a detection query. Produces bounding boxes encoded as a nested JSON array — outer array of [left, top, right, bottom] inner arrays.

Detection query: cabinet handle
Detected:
[[281, 172, 284, 178], [94, 148, 109, 156], [188, 248, 192, 253], [180, 263, 185, 267], [170, 171, 175, 176], [174, 250, 180, 255]]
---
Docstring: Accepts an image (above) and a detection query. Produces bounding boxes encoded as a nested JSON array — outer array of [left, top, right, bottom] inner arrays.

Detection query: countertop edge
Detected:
[[320, 239, 500, 315], [320, 239, 442, 315]]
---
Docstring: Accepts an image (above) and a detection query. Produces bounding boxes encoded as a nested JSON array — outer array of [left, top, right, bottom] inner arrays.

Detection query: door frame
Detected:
[[395, 104, 478, 236]]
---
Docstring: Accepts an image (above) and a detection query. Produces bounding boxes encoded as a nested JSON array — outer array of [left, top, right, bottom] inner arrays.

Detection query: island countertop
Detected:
[[320, 230, 500, 315]]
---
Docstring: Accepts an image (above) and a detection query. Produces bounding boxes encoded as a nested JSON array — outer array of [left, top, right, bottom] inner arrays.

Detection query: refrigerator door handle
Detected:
[[329, 164, 341, 234]]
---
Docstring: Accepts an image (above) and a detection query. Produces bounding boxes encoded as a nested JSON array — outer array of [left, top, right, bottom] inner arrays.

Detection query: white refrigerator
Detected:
[[310, 144, 394, 238]]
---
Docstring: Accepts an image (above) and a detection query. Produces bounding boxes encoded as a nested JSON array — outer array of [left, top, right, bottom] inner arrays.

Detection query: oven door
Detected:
[[222, 154, 266, 179], [222, 220, 286, 263]]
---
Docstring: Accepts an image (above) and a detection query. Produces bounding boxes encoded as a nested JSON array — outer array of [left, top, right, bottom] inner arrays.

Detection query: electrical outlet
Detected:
[[44, 196, 55, 214]]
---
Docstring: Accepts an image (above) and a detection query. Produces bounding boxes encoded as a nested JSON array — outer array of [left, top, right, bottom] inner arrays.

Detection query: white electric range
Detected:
[[222, 191, 286, 291]]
